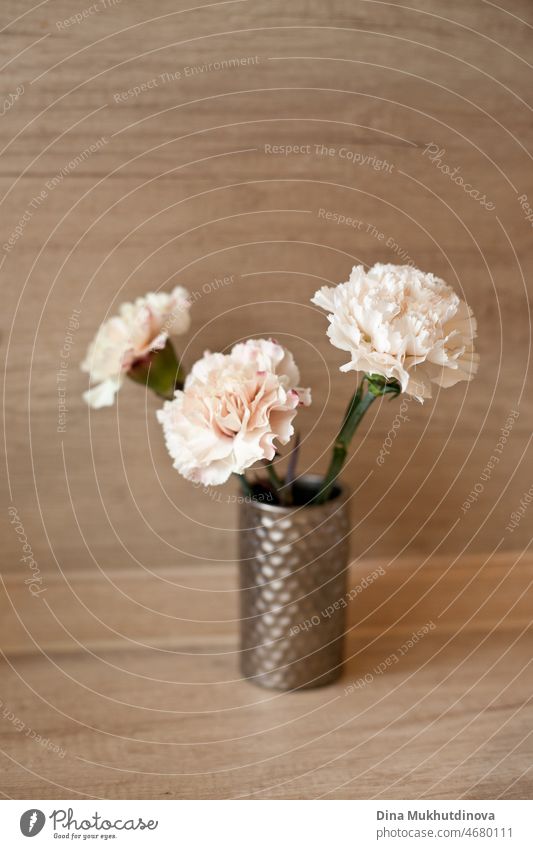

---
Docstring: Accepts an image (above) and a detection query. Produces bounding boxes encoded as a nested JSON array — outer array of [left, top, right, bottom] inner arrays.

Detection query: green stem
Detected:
[[263, 459, 285, 504], [235, 473, 252, 498], [313, 373, 401, 506], [313, 385, 376, 505]]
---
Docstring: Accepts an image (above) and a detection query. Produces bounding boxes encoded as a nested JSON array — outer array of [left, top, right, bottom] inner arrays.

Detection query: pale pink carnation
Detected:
[[312, 263, 478, 401], [157, 339, 311, 485], [82, 286, 191, 408]]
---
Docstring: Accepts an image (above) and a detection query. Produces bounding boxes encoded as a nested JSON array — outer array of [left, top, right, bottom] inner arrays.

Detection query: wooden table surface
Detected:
[[1, 551, 531, 799]]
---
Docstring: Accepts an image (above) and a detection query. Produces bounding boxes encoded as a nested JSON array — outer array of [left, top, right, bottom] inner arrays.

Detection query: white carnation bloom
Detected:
[[312, 263, 478, 401], [157, 339, 311, 485], [81, 286, 191, 408]]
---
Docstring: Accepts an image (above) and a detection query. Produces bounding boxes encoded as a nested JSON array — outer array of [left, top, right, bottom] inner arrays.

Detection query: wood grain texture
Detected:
[[1, 0, 532, 800], [1, 0, 533, 571], [1, 553, 532, 799]]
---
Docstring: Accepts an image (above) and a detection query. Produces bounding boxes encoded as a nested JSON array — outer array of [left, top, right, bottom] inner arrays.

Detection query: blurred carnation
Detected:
[[157, 339, 311, 485], [82, 286, 191, 408], [312, 263, 478, 401]]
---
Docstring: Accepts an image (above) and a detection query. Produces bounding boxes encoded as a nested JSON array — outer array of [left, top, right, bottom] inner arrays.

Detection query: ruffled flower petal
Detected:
[[82, 285, 191, 407], [157, 339, 311, 485], [83, 376, 123, 409], [312, 263, 478, 402]]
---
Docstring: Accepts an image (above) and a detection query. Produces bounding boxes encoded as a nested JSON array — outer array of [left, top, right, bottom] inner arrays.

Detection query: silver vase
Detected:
[[238, 475, 350, 690]]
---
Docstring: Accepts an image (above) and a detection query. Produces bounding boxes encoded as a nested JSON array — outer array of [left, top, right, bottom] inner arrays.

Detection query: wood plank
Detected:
[[1, 553, 532, 798]]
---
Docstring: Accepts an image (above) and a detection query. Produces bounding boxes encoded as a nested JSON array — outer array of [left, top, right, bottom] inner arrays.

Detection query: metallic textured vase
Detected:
[[239, 476, 350, 690]]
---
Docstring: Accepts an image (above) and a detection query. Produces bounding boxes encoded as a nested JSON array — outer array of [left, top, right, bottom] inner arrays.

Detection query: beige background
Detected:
[[1, 0, 532, 800], [3, 0, 532, 573]]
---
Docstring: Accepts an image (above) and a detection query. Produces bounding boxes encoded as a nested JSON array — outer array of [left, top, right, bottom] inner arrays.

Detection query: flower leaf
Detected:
[[127, 339, 185, 400]]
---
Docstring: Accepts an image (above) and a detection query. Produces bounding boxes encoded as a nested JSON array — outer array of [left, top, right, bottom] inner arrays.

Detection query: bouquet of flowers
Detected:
[[82, 263, 478, 506]]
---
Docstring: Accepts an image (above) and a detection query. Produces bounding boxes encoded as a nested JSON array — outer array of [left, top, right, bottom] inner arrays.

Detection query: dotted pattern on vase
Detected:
[[239, 497, 350, 690]]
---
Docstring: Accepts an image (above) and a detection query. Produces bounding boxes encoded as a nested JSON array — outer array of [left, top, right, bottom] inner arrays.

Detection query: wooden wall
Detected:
[[2, 0, 532, 576]]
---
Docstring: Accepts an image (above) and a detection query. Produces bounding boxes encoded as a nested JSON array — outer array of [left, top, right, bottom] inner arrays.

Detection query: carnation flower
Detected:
[[82, 286, 191, 408], [312, 263, 478, 401], [157, 339, 311, 486]]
